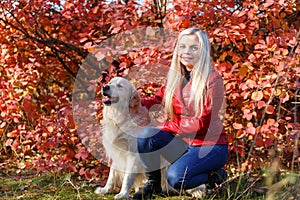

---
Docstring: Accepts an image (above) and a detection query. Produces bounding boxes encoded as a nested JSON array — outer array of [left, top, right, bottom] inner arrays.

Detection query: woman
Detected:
[[132, 28, 228, 199]]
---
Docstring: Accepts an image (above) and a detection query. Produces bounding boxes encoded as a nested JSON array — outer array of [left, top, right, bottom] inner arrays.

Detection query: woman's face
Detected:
[[178, 34, 200, 71]]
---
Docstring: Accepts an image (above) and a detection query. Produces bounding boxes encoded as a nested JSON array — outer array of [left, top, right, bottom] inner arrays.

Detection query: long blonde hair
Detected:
[[163, 28, 213, 119]]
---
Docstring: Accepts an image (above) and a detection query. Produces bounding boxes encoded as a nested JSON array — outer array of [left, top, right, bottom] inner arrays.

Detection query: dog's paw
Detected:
[[114, 192, 129, 199], [95, 186, 110, 194]]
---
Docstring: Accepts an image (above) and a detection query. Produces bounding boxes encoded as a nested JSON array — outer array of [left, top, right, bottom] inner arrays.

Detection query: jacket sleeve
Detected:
[[141, 86, 165, 109]]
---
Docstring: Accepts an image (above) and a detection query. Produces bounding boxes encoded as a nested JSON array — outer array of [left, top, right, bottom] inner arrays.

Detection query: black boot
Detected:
[[131, 170, 162, 200], [207, 169, 227, 197], [207, 168, 227, 188]]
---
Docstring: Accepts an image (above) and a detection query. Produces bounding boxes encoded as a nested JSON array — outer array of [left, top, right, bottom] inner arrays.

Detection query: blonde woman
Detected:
[[132, 28, 228, 199]]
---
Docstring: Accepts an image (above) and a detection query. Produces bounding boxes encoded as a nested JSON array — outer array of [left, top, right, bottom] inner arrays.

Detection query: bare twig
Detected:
[[234, 176, 261, 200], [62, 174, 82, 200], [0, 4, 87, 80], [179, 166, 188, 196], [291, 78, 299, 172]]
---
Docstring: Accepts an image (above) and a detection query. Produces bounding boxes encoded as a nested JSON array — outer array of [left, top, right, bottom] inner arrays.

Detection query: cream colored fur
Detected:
[[95, 77, 150, 199]]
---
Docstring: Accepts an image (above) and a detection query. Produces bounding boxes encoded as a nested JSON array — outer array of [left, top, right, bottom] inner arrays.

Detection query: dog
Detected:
[[95, 77, 150, 199]]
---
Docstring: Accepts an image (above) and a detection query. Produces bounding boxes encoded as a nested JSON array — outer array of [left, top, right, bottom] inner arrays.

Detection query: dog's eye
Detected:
[[117, 84, 123, 88]]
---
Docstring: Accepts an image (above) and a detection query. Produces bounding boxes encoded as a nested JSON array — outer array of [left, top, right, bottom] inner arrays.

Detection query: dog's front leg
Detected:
[[114, 154, 141, 199], [95, 168, 115, 195], [114, 172, 136, 199]]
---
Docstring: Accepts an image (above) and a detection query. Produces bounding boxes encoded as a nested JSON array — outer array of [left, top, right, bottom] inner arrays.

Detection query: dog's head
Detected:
[[102, 77, 140, 111]]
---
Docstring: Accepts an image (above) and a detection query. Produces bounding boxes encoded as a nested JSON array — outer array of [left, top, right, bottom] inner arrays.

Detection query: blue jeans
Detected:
[[137, 127, 228, 190]]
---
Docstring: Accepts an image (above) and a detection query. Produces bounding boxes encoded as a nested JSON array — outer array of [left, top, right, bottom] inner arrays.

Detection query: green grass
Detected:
[[0, 172, 100, 200], [0, 171, 299, 200]]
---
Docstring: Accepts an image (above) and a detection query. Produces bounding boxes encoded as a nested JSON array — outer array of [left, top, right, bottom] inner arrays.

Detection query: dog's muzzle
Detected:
[[102, 85, 119, 105]]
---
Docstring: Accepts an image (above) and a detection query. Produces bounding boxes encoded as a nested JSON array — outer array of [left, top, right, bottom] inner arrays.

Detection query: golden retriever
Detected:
[[95, 77, 150, 199]]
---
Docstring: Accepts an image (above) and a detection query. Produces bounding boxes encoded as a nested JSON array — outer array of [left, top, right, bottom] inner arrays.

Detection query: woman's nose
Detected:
[[183, 47, 191, 54]]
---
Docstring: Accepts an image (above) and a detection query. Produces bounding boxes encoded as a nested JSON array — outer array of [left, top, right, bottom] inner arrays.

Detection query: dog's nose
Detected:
[[103, 85, 110, 91]]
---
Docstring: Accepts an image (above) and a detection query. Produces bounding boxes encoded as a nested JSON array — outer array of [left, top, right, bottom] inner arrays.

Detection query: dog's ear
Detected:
[[129, 91, 140, 111]]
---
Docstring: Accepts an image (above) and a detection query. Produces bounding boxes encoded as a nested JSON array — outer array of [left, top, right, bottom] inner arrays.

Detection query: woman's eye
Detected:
[[179, 45, 185, 49], [191, 46, 199, 51]]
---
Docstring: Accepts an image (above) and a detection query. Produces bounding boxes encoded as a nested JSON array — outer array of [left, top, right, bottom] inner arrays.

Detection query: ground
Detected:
[[0, 170, 299, 200]]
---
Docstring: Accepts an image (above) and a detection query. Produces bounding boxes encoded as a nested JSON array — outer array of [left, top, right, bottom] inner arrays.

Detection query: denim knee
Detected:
[[137, 127, 159, 153], [138, 126, 160, 139], [167, 167, 184, 190]]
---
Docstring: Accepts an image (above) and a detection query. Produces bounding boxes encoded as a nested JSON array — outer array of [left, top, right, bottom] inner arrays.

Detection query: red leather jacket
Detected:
[[141, 70, 228, 146]]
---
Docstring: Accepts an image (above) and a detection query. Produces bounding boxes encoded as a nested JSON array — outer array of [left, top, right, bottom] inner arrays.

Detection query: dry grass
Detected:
[[0, 170, 299, 200]]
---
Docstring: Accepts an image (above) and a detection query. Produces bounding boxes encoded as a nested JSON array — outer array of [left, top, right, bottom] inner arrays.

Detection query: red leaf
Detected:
[[93, 6, 99, 14], [239, 65, 248, 77], [237, 147, 245, 157], [47, 126, 54, 133], [119, 62, 128, 68], [242, 108, 253, 120], [233, 122, 243, 130], [267, 118, 275, 126], [133, 57, 142, 65], [251, 91, 263, 101], [236, 129, 246, 138], [181, 19, 190, 28], [85, 170, 93, 180], [79, 37, 89, 43], [256, 137, 264, 147], [111, 27, 122, 34], [83, 41, 93, 49], [254, 44, 267, 49], [246, 79, 257, 89], [75, 147, 89, 160], [7, 130, 18, 138], [5, 139, 13, 146], [239, 23, 246, 29], [261, 124, 269, 133], [28, 58, 36, 63], [12, 139, 20, 150], [246, 127, 256, 135], [87, 84, 96, 92], [264, 0, 274, 8], [280, 92, 289, 103], [0, 121, 6, 128], [257, 101, 266, 109], [227, 0, 235, 8], [174, 5, 181, 11], [243, 112, 253, 120], [95, 51, 105, 61], [265, 138, 274, 147], [13, 117, 20, 123], [266, 105, 275, 114], [248, 54, 256, 62], [106, 56, 113, 63], [79, 167, 85, 176]]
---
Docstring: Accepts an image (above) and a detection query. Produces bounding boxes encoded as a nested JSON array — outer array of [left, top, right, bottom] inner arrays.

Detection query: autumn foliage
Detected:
[[0, 0, 299, 180]]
